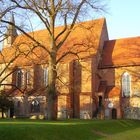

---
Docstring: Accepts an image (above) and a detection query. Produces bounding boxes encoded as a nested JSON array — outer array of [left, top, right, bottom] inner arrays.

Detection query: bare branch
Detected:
[[1, 19, 51, 55]]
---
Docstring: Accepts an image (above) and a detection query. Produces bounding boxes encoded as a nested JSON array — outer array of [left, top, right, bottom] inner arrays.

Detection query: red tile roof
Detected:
[[105, 86, 120, 98], [100, 36, 140, 68], [0, 18, 105, 66]]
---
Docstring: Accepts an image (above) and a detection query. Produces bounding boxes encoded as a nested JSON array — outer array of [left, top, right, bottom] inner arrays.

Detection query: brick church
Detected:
[[1, 16, 140, 119]]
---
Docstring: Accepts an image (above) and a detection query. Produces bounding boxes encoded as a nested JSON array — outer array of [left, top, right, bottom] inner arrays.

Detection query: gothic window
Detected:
[[16, 69, 22, 88], [31, 100, 40, 113], [44, 68, 48, 86], [17, 101, 20, 108], [122, 72, 131, 97], [26, 70, 30, 85], [26, 69, 33, 88]]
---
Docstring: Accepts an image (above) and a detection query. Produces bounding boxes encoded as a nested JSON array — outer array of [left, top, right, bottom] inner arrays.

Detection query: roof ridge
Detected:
[[108, 36, 140, 42], [17, 18, 105, 37]]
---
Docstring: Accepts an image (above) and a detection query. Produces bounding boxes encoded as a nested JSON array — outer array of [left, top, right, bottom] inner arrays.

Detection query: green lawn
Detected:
[[0, 119, 140, 140]]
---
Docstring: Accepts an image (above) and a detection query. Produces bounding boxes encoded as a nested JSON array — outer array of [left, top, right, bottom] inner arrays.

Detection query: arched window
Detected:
[[31, 100, 40, 113], [26, 69, 33, 88], [26, 70, 30, 85], [17, 101, 20, 108], [122, 72, 131, 97], [16, 69, 22, 88], [44, 68, 48, 86]]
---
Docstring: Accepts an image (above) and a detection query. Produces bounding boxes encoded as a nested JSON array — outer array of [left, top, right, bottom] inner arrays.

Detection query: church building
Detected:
[[1, 16, 140, 120]]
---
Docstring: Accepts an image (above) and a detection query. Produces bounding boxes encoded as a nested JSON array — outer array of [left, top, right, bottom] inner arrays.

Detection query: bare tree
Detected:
[[0, 0, 107, 120]]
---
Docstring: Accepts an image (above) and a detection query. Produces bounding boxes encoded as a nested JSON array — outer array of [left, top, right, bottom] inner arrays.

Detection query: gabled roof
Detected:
[[0, 18, 106, 66], [100, 36, 140, 68], [105, 86, 120, 98]]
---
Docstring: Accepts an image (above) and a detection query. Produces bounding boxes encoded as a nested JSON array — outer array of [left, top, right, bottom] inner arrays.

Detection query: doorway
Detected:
[[98, 96, 102, 107], [112, 108, 117, 119], [10, 107, 14, 118]]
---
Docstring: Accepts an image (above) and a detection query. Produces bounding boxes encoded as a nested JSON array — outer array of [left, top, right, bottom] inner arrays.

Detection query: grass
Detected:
[[0, 119, 140, 140]]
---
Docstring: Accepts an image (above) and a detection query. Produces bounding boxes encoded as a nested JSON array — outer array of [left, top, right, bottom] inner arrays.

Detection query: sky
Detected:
[[1, 0, 140, 48], [30, 0, 140, 40], [106, 0, 140, 40]]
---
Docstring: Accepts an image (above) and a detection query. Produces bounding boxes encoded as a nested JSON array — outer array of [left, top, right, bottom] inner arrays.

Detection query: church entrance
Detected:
[[112, 108, 117, 119], [98, 96, 102, 107], [10, 107, 14, 118]]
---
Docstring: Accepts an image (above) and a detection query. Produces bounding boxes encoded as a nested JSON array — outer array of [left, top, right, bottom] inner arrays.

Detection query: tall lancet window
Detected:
[[16, 69, 22, 88], [122, 72, 131, 97], [26, 70, 30, 85], [44, 68, 48, 86]]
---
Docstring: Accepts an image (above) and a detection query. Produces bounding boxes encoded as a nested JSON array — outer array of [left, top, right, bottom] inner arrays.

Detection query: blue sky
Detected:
[[30, 0, 140, 40], [2, 0, 140, 49], [2, 0, 140, 45], [106, 0, 140, 40]]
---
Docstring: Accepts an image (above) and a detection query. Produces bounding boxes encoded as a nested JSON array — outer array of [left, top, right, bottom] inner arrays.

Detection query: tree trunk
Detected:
[[47, 54, 57, 120], [2, 108, 4, 118], [47, 11, 57, 120]]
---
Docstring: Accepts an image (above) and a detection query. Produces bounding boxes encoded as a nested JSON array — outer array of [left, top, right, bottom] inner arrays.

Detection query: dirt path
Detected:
[[92, 129, 112, 138]]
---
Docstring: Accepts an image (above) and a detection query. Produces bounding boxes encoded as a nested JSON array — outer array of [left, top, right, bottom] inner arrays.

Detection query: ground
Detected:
[[0, 119, 140, 140]]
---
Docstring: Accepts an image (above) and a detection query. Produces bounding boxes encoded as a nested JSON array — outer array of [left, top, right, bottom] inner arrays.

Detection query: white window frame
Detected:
[[26, 70, 30, 85], [122, 72, 131, 97], [16, 69, 22, 87], [44, 68, 48, 86]]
